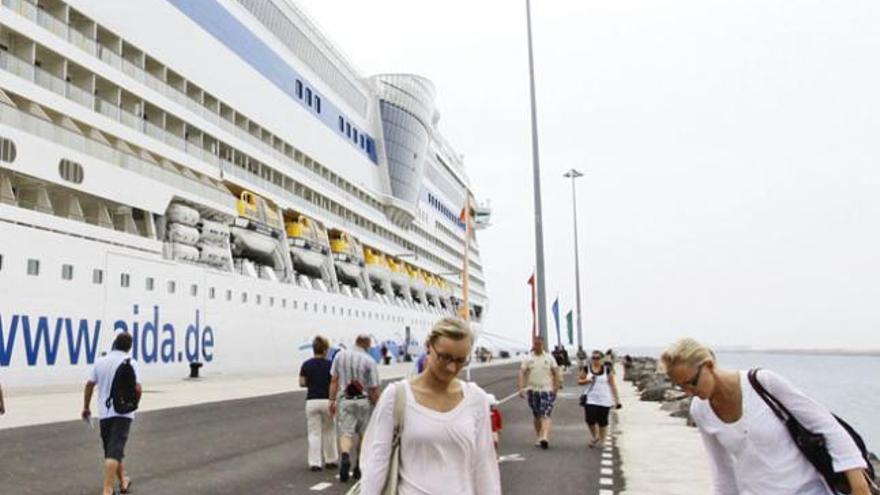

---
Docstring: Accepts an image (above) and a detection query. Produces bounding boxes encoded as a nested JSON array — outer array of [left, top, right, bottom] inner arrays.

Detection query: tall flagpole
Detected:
[[526, 0, 548, 345], [564, 169, 585, 352], [461, 198, 472, 381]]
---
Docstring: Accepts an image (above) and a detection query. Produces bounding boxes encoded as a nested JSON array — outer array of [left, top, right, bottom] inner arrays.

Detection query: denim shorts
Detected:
[[527, 390, 556, 418]]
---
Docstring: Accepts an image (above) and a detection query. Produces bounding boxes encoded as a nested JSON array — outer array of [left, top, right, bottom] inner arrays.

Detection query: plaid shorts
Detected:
[[527, 390, 556, 418]]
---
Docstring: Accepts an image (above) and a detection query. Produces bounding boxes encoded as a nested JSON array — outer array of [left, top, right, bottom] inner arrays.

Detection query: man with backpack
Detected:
[[82, 332, 141, 495], [328, 334, 380, 483]]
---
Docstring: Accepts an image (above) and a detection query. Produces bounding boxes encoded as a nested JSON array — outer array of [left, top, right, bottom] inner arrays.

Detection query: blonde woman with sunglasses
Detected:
[[359, 318, 501, 495], [662, 338, 872, 495]]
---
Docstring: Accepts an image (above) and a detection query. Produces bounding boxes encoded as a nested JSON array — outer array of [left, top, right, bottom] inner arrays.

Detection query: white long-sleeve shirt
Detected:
[[691, 369, 867, 495], [360, 380, 502, 495]]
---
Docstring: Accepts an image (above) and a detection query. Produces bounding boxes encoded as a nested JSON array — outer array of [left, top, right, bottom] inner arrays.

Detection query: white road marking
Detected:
[[498, 453, 526, 463], [309, 482, 333, 491], [599, 491, 614, 495], [601, 459, 613, 467], [498, 391, 520, 405], [601, 467, 613, 476]]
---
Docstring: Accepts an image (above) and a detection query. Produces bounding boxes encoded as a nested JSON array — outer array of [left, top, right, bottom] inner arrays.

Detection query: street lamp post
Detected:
[[563, 169, 585, 352], [526, 0, 549, 345]]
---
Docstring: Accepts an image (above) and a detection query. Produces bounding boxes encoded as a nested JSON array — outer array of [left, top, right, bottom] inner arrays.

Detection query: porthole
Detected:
[[58, 159, 84, 184]]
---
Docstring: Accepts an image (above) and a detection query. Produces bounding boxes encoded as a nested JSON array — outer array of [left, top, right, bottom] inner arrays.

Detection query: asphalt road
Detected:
[[0, 363, 624, 494]]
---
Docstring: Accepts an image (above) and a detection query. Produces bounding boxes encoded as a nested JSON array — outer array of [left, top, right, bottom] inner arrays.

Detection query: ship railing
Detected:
[[0, 50, 35, 81], [35, 7, 68, 38], [0, 103, 231, 208], [1, 0, 37, 23]]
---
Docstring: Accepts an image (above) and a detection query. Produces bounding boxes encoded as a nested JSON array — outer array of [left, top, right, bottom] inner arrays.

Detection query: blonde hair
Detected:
[[427, 317, 473, 347], [660, 338, 715, 370]]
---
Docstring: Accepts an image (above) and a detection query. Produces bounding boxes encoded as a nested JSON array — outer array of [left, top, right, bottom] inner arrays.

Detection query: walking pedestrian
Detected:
[[299, 335, 338, 471], [517, 337, 560, 449], [575, 347, 587, 369], [329, 334, 380, 483], [662, 338, 874, 495], [577, 350, 622, 448], [360, 317, 501, 494], [81, 332, 141, 495]]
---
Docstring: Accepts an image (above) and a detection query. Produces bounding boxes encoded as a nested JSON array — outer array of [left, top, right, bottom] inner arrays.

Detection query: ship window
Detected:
[[295, 80, 303, 99], [352, 129, 358, 143], [209, 287, 216, 299], [269, 297, 274, 307], [241, 292, 248, 303], [331, 306, 335, 315], [315, 96, 321, 113], [281, 299, 286, 308], [346, 123, 351, 138], [323, 304, 327, 314], [313, 303, 318, 313], [293, 300, 298, 310], [59, 159, 84, 184], [0, 254, 3, 272], [62, 264, 74, 280], [348, 309, 352, 317], [256, 294, 261, 305], [190, 284, 198, 296], [27, 259, 39, 276], [167, 281, 176, 294], [305, 88, 312, 106], [120, 273, 130, 288], [0, 137, 16, 162], [93, 269, 103, 284], [226, 289, 232, 301], [360, 135, 365, 149], [338, 116, 344, 132]]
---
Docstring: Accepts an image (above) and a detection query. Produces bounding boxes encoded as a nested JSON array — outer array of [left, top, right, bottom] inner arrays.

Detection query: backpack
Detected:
[[106, 358, 139, 414]]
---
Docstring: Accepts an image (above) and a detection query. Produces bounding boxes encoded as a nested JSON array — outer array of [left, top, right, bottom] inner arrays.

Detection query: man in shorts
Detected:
[[82, 332, 142, 495], [329, 334, 380, 483], [518, 337, 560, 449]]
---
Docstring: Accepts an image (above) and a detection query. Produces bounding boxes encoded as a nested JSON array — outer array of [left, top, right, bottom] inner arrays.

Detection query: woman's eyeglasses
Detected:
[[431, 346, 470, 367], [591, 355, 603, 360], [676, 362, 705, 390]]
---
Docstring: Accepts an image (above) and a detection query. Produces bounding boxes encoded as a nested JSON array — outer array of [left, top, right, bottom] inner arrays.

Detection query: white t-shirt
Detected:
[[583, 365, 615, 407], [88, 350, 141, 420], [691, 370, 866, 495], [521, 352, 558, 392], [360, 380, 501, 495]]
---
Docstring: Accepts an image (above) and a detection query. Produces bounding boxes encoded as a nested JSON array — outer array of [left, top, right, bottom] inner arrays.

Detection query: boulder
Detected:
[[640, 384, 672, 402]]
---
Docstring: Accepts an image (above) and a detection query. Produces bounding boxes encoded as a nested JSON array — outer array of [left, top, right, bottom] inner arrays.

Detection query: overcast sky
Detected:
[[296, 0, 880, 351]]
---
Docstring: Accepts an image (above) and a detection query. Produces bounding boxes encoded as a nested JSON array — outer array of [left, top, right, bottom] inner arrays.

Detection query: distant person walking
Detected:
[[575, 347, 587, 369], [329, 334, 380, 483], [81, 332, 141, 495], [360, 317, 501, 494], [299, 336, 338, 471], [517, 337, 560, 449], [662, 338, 874, 495], [578, 350, 622, 448]]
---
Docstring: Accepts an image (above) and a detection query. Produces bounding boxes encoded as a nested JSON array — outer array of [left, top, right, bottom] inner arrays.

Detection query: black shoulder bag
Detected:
[[747, 369, 877, 494]]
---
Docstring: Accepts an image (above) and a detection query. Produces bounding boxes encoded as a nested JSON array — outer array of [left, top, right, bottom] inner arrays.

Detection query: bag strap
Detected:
[[392, 381, 407, 436], [747, 368, 791, 422]]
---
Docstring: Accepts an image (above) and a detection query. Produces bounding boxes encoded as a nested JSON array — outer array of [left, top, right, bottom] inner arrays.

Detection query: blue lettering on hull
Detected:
[[0, 306, 215, 367]]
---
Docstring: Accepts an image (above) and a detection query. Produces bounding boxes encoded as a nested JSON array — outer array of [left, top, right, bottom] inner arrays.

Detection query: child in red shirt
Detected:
[[488, 394, 503, 451]]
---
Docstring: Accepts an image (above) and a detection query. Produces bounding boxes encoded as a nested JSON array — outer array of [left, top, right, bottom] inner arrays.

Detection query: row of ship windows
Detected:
[[2, 255, 410, 322], [427, 192, 466, 230], [337, 116, 372, 153], [294, 79, 321, 114]]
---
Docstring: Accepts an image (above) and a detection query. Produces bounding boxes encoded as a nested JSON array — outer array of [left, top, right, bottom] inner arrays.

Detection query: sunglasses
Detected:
[[682, 362, 705, 389], [431, 345, 470, 367], [591, 355, 603, 360]]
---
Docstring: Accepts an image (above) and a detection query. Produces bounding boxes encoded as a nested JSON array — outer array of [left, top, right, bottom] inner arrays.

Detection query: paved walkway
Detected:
[[0, 362, 623, 495], [616, 369, 712, 494]]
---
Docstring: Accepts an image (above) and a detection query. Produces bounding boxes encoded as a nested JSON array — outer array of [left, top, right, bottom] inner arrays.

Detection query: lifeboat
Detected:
[[364, 247, 392, 292], [387, 257, 411, 300], [229, 190, 282, 265], [330, 229, 365, 283], [405, 263, 427, 303], [286, 213, 331, 278]]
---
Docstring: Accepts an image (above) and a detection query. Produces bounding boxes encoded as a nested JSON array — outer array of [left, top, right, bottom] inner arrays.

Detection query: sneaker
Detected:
[[339, 454, 351, 483], [540, 439, 549, 450], [352, 464, 361, 480]]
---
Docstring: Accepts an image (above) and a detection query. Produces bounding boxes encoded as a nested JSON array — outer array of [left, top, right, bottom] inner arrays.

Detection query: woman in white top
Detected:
[[360, 317, 501, 495], [577, 350, 622, 448], [662, 338, 871, 495]]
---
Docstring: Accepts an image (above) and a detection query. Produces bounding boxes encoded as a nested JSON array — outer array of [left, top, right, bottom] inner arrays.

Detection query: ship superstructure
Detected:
[[0, 0, 489, 386]]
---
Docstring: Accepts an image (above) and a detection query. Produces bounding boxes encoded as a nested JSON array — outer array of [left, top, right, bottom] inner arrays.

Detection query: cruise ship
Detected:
[[0, 0, 491, 387]]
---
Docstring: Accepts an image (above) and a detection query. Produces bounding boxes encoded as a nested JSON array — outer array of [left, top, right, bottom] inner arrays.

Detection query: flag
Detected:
[[527, 272, 536, 341], [552, 298, 561, 347], [566, 310, 574, 345]]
